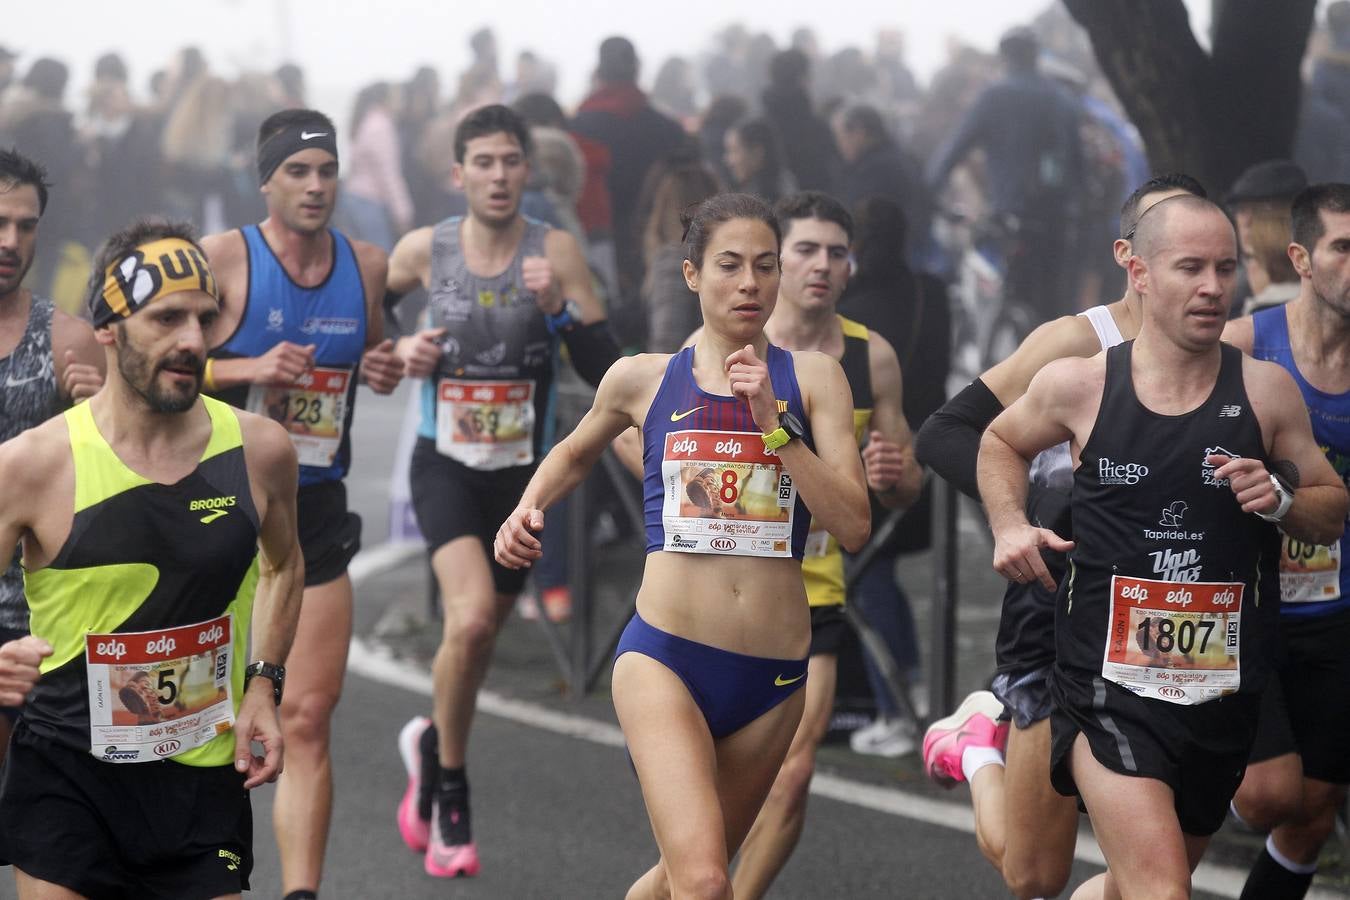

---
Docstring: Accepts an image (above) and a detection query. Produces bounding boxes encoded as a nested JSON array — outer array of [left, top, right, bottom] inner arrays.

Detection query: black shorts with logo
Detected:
[[1248, 607, 1350, 783], [809, 604, 849, 656], [409, 437, 535, 595], [298, 479, 362, 587], [1049, 668, 1260, 836], [0, 721, 253, 899]]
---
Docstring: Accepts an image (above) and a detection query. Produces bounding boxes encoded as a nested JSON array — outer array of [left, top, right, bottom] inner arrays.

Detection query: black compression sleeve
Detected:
[[561, 320, 621, 388], [914, 378, 1004, 501], [382, 289, 405, 334]]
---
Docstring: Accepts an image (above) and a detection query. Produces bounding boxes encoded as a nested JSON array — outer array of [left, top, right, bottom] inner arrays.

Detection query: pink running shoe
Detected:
[[397, 717, 433, 852], [921, 690, 1005, 788], [425, 803, 480, 878]]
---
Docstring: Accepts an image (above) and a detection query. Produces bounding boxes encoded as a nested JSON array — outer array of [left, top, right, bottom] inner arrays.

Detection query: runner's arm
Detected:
[[916, 315, 1094, 499], [1220, 316, 1255, 353], [979, 360, 1081, 588], [51, 311, 105, 403], [496, 356, 649, 568], [546, 229, 620, 386], [236, 415, 303, 788], [1225, 361, 1347, 546], [786, 352, 871, 552], [351, 241, 404, 393], [386, 228, 447, 377], [200, 231, 316, 390], [865, 332, 922, 509]]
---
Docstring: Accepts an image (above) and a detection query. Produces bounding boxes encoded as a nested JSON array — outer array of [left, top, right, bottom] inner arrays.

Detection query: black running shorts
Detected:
[[298, 479, 362, 587], [809, 604, 849, 656], [0, 721, 253, 899], [409, 437, 535, 595], [1248, 608, 1350, 783], [1049, 669, 1260, 836]]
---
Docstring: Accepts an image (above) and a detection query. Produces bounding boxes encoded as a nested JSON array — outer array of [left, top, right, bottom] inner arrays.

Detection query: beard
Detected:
[[115, 329, 202, 414]]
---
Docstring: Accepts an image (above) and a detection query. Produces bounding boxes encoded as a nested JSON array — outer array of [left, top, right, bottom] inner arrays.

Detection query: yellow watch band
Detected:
[[762, 427, 791, 452]]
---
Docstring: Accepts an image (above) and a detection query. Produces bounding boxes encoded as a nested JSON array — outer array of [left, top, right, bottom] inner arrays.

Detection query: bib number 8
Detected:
[[719, 469, 739, 504]]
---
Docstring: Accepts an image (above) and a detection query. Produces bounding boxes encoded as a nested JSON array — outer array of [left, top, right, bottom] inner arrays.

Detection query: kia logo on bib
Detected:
[[710, 538, 738, 551], [1098, 457, 1149, 485], [153, 739, 182, 757], [1158, 686, 1186, 700]]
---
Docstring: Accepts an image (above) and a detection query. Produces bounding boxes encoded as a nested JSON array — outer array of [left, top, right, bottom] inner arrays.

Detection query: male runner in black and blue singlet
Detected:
[[201, 108, 404, 900], [1224, 182, 1350, 900]]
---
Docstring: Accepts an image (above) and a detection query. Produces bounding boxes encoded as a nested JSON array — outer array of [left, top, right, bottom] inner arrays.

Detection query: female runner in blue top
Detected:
[[494, 193, 869, 899]]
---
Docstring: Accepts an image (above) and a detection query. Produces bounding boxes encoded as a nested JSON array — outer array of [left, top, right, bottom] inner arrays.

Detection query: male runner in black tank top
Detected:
[[979, 196, 1346, 899]]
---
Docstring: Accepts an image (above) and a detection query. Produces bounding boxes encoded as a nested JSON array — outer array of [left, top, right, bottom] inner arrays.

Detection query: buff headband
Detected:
[[257, 123, 339, 185], [93, 237, 219, 328]]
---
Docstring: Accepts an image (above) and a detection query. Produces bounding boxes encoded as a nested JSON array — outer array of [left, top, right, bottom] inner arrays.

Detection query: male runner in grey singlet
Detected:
[[385, 104, 618, 878], [0, 148, 104, 758]]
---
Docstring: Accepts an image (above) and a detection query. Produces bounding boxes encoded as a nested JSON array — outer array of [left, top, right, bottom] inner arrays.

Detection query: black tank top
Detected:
[[1059, 342, 1279, 704]]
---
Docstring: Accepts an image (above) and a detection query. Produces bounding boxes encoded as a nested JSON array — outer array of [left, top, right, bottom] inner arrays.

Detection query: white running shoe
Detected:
[[849, 717, 917, 757]]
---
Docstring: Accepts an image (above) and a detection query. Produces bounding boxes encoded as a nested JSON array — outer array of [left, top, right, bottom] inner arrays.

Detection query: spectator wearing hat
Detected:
[[1227, 159, 1307, 316]]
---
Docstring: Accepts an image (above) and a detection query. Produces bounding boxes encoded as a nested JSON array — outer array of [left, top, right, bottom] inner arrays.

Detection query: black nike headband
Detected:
[[257, 123, 339, 185]]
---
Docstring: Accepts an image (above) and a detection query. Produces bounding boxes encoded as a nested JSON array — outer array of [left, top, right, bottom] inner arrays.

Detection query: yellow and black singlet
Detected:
[[802, 315, 874, 607], [23, 396, 260, 767]]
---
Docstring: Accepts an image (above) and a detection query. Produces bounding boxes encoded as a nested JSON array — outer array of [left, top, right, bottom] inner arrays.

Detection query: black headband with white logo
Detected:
[[257, 123, 339, 185]]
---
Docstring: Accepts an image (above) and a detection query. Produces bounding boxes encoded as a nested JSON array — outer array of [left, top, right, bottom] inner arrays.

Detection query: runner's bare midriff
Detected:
[[635, 552, 810, 659]]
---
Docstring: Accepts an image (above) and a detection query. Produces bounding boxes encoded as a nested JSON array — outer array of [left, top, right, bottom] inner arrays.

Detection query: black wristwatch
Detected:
[[778, 410, 805, 442], [244, 661, 286, 706]]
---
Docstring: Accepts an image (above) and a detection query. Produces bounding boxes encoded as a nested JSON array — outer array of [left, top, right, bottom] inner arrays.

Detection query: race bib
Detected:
[[1278, 533, 1341, 603], [1103, 575, 1241, 705], [85, 615, 234, 763], [661, 429, 795, 557], [435, 379, 535, 470], [247, 366, 350, 467], [803, 523, 831, 559]]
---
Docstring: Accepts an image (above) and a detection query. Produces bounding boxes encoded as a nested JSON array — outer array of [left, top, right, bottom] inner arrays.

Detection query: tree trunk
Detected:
[[1064, 0, 1315, 195]]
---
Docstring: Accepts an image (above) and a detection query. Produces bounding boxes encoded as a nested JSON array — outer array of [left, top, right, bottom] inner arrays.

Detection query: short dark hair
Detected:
[[1120, 172, 1208, 239], [1291, 182, 1350, 252], [597, 36, 639, 84], [769, 49, 810, 87], [87, 218, 202, 318], [0, 147, 51, 215], [775, 191, 853, 242], [1131, 195, 1229, 261], [93, 53, 128, 83], [681, 192, 780, 269], [23, 58, 68, 101], [257, 108, 336, 153], [454, 104, 531, 163]]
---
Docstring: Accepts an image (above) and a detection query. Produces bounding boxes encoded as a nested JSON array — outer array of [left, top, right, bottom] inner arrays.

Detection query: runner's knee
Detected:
[[668, 863, 731, 900], [282, 689, 339, 751]]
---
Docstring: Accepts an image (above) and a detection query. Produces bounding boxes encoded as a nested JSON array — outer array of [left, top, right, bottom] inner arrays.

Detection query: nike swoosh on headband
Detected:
[[301, 131, 328, 140]]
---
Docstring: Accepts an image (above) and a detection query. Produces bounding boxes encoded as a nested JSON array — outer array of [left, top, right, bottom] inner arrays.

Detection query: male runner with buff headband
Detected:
[[0, 219, 303, 899]]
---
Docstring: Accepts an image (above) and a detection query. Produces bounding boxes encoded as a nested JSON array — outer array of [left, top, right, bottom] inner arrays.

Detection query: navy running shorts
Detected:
[[1248, 607, 1350, 784], [614, 612, 807, 739]]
